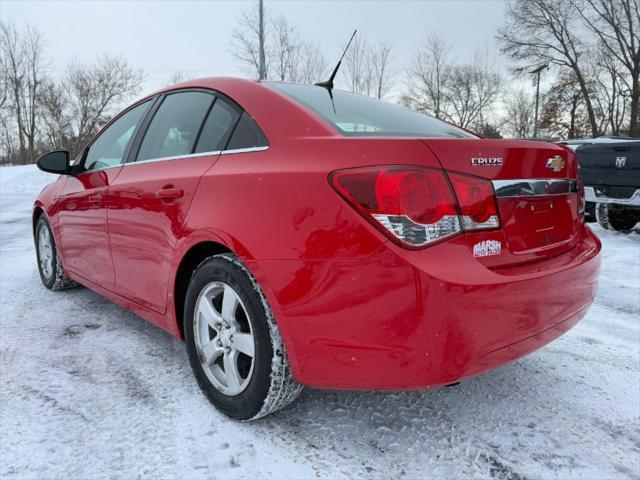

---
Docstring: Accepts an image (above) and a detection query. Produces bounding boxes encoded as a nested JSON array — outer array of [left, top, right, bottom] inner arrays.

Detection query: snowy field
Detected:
[[0, 164, 638, 480]]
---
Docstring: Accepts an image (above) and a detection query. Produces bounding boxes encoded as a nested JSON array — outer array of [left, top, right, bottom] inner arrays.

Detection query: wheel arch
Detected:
[[173, 240, 233, 339], [32, 205, 45, 236], [169, 231, 301, 381]]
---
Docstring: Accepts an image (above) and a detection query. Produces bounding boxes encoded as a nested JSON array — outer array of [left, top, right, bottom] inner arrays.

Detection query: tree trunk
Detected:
[[630, 70, 639, 137], [573, 68, 599, 137]]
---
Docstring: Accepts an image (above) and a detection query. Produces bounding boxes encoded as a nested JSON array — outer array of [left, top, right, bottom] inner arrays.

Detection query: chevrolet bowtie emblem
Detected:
[[546, 155, 565, 172]]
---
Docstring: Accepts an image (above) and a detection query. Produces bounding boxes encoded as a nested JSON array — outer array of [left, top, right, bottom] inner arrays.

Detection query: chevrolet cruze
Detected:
[[33, 78, 601, 420]]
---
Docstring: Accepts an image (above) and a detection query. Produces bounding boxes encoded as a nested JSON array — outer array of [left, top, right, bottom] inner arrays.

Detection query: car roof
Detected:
[[144, 77, 337, 142]]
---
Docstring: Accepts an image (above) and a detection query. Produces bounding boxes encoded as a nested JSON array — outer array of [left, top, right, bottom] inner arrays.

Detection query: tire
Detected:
[[595, 203, 611, 230], [184, 253, 302, 421], [584, 202, 596, 223], [35, 215, 79, 291], [608, 209, 640, 232]]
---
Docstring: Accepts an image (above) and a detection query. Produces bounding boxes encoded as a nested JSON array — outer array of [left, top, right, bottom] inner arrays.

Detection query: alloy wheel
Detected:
[[37, 225, 54, 279], [193, 281, 255, 396]]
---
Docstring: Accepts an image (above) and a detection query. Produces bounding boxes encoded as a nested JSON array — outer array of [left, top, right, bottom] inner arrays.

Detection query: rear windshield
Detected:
[[265, 82, 475, 139]]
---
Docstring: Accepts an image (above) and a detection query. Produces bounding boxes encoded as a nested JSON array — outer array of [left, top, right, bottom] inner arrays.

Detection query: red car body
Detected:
[[33, 77, 601, 390]]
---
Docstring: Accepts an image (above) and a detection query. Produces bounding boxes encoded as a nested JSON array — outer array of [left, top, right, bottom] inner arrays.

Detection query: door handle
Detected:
[[88, 194, 103, 205], [156, 187, 184, 202]]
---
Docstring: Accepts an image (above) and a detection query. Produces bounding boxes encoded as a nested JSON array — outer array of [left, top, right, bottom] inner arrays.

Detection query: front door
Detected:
[[56, 99, 153, 288], [108, 91, 241, 313]]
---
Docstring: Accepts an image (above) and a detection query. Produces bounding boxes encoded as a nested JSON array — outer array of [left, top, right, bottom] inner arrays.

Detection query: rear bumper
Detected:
[[585, 186, 640, 207], [254, 225, 601, 390]]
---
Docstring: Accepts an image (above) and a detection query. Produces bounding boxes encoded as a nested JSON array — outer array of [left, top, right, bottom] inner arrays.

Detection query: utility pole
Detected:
[[530, 64, 548, 138], [258, 0, 266, 80]]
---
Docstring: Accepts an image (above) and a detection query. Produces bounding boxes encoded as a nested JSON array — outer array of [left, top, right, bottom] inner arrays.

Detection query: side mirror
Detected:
[[36, 150, 71, 175]]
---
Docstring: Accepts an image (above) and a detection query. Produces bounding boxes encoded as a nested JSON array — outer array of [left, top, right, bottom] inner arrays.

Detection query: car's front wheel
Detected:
[[184, 253, 302, 420], [35, 215, 79, 291]]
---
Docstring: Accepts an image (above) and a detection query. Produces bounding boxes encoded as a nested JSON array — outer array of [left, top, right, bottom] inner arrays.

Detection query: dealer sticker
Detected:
[[473, 240, 502, 257]]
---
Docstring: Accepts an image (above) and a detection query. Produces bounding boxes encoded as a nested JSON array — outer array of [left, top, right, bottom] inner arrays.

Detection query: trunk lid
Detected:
[[422, 139, 581, 268]]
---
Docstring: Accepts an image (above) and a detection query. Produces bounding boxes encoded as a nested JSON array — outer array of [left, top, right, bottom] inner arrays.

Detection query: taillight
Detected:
[[330, 166, 460, 247], [330, 166, 500, 249], [448, 173, 500, 231]]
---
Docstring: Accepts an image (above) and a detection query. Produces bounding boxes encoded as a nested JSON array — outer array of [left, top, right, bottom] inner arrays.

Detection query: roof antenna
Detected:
[[316, 29, 357, 91], [315, 29, 357, 113]]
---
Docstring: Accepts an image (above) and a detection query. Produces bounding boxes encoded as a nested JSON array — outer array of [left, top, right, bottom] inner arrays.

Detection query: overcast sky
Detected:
[[2, 0, 511, 97]]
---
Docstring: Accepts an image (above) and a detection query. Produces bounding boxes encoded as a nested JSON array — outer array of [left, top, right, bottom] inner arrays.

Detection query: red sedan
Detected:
[[33, 78, 601, 420]]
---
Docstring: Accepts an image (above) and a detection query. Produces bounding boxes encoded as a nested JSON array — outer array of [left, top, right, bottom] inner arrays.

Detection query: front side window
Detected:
[[83, 100, 152, 171], [266, 82, 475, 139], [137, 91, 214, 161]]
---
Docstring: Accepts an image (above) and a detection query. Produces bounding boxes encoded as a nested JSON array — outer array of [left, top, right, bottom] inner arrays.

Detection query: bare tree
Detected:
[[540, 73, 594, 138], [502, 88, 536, 138], [64, 54, 144, 155], [168, 71, 196, 85], [370, 40, 393, 99], [403, 32, 453, 118], [341, 34, 393, 97], [403, 37, 501, 130], [288, 39, 327, 84], [591, 52, 630, 135], [1, 21, 144, 164], [578, 0, 640, 136], [258, 0, 266, 80], [445, 49, 502, 129], [39, 80, 71, 151], [0, 22, 48, 163], [230, 1, 269, 80], [498, 0, 601, 137], [270, 14, 295, 81], [343, 34, 373, 95], [230, 4, 326, 85]]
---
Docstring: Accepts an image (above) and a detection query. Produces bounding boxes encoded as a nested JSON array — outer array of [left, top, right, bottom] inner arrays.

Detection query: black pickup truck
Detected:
[[559, 138, 639, 232]]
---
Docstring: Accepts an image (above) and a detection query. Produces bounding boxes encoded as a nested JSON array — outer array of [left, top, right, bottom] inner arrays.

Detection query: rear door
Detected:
[[107, 90, 241, 313], [56, 99, 153, 287], [423, 139, 581, 268]]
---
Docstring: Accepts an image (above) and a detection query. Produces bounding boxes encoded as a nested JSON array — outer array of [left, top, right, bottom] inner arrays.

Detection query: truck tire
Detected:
[[597, 204, 639, 232], [608, 209, 640, 232], [595, 203, 611, 230]]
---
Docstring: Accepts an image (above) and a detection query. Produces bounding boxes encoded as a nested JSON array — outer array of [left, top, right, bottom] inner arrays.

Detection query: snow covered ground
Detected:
[[0, 164, 638, 480]]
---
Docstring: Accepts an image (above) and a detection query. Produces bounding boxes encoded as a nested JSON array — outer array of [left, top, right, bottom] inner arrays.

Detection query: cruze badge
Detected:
[[546, 155, 565, 172], [473, 240, 502, 257], [616, 156, 627, 168], [471, 157, 503, 167]]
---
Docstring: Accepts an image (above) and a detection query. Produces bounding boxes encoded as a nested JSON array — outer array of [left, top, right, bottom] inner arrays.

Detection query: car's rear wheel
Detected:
[[35, 216, 79, 291], [184, 253, 302, 420]]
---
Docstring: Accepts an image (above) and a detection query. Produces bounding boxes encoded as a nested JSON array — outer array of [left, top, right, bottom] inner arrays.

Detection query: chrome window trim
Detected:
[[75, 145, 270, 173], [220, 146, 269, 155], [121, 146, 269, 168], [492, 179, 578, 198], [74, 162, 124, 176], [130, 149, 223, 166]]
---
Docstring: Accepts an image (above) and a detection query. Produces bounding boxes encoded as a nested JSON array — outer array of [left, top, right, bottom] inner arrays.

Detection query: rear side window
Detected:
[[226, 112, 269, 150], [266, 82, 475, 139], [195, 98, 240, 153], [137, 91, 214, 161]]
